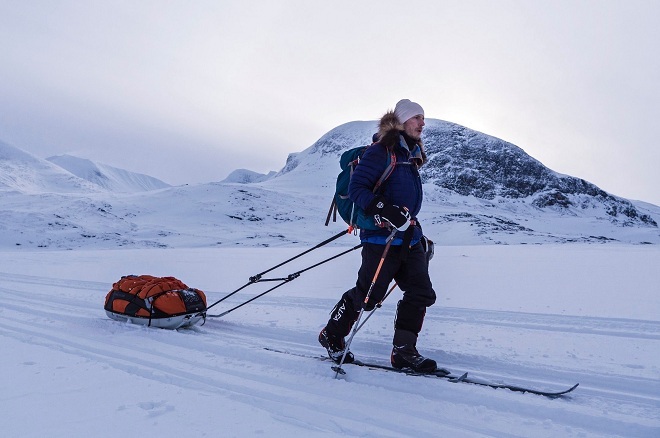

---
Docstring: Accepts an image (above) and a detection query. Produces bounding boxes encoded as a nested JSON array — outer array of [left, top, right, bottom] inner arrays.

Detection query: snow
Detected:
[[0, 140, 100, 194], [1, 133, 659, 437], [222, 168, 277, 184], [1, 244, 658, 437], [46, 154, 171, 192], [2, 132, 659, 251]]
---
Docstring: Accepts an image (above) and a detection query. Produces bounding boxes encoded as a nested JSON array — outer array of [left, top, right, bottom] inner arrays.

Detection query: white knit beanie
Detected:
[[394, 99, 424, 124]]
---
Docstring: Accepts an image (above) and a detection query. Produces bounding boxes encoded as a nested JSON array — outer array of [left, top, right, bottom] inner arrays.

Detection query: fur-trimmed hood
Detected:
[[375, 111, 427, 167]]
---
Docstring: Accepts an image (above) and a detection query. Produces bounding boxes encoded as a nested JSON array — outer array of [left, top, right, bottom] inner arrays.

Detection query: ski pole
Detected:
[[352, 235, 434, 335], [354, 281, 398, 333], [333, 227, 398, 377]]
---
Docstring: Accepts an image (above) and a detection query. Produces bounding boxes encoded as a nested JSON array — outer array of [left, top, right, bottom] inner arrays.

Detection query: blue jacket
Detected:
[[348, 134, 424, 246]]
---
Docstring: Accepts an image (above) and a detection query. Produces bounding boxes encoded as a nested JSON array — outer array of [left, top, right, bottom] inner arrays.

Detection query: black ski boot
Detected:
[[391, 329, 437, 373], [319, 328, 354, 364], [319, 292, 359, 364]]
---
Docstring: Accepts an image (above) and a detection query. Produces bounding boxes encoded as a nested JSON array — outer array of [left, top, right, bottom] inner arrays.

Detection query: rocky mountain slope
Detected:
[[421, 120, 655, 226], [279, 120, 656, 228]]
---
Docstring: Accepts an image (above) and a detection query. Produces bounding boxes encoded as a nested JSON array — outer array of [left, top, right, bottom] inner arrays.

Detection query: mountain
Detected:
[[276, 119, 657, 229], [221, 169, 277, 184], [422, 120, 657, 227], [0, 140, 100, 194], [1, 120, 658, 250], [47, 154, 170, 192]]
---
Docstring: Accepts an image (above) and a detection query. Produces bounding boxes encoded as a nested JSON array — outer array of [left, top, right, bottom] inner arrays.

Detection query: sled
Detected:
[[104, 275, 207, 330], [105, 309, 205, 329]]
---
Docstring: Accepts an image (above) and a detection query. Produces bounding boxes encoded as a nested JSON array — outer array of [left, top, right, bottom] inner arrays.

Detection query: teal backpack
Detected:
[[325, 144, 396, 231]]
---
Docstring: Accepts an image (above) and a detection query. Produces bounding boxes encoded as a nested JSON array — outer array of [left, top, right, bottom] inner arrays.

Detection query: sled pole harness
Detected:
[[205, 228, 361, 318]]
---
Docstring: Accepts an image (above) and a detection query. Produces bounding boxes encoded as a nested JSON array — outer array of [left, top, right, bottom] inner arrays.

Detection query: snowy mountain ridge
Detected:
[[221, 168, 277, 184], [276, 119, 657, 227], [47, 154, 170, 193], [0, 119, 659, 250], [0, 139, 101, 194], [0, 140, 170, 194]]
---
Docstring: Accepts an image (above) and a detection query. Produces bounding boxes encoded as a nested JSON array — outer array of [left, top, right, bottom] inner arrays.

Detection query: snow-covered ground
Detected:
[[1, 243, 658, 437], [2, 125, 659, 436]]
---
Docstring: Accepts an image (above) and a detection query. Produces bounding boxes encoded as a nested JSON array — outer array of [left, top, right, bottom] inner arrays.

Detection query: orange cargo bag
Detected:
[[104, 275, 207, 329]]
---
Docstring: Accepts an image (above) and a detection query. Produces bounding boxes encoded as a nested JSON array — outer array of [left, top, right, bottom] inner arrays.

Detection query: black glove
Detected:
[[367, 196, 411, 231]]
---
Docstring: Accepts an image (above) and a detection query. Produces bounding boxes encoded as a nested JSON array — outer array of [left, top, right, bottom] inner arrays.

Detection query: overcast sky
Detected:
[[1, 0, 658, 205]]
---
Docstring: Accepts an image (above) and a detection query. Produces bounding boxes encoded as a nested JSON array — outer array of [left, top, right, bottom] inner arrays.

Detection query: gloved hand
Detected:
[[368, 197, 411, 231]]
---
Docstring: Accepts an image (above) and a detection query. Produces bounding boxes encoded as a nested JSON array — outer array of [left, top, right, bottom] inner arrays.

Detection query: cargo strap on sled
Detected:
[[206, 229, 360, 318]]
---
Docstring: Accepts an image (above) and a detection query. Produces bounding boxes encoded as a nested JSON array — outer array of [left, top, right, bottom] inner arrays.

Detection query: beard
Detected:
[[405, 128, 422, 141]]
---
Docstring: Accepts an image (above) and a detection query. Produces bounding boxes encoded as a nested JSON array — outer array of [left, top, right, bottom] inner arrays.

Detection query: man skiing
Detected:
[[319, 99, 437, 372]]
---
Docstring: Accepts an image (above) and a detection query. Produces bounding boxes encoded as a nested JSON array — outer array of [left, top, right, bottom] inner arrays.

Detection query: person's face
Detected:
[[403, 114, 425, 140]]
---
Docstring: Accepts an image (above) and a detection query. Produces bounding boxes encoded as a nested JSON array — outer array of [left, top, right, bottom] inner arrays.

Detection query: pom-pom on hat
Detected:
[[394, 99, 424, 124]]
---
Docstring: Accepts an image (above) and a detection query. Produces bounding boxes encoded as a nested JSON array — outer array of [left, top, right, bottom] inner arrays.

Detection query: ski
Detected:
[[335, 359, 468, 382], [264, 347, 579, 398], [460, 377, 579, 398], [265, 347, 464, 380]]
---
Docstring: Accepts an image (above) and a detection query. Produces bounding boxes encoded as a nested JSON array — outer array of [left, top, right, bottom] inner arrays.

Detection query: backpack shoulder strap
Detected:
[[372, 150, 396, 194]]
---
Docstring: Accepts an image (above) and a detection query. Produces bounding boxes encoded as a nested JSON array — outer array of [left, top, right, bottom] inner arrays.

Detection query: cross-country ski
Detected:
[[265, 347, 579, 398]]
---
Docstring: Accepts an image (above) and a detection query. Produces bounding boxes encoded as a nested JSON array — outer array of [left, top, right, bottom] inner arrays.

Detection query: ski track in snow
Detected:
[[1, 268, 659, 438]]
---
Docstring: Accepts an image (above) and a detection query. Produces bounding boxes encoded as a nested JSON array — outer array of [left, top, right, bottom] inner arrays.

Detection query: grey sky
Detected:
[[1, 0, 658, 205]]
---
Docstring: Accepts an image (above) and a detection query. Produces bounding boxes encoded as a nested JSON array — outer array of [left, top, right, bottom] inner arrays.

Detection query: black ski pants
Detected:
[[345, 242, 436, 334]]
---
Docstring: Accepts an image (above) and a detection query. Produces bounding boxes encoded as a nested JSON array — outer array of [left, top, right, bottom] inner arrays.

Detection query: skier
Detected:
[[319, 99, 438, 372]]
